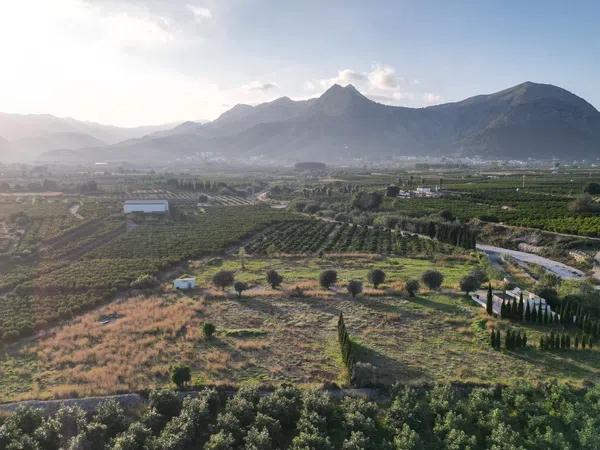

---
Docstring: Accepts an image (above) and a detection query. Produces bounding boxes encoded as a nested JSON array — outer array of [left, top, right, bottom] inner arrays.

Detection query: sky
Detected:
[[0, 0, 599, 127]]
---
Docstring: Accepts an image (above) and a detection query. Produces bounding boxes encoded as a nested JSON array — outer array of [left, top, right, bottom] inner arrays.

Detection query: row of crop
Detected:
[[246, 220, 336, 254], [246, 220, 452, 256], [0, 291, 107, 340], [88, 206, 291, 260]]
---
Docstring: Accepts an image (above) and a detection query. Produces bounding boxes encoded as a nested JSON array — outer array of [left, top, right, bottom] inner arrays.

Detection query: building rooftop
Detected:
[[124, 199, 169, 205]]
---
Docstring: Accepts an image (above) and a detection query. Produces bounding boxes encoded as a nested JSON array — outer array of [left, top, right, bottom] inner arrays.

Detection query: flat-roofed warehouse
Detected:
[[123, 200, 169, 214]]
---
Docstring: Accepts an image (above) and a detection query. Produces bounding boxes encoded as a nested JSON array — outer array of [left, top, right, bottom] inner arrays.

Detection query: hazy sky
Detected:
[[1, 0, 599, 126]]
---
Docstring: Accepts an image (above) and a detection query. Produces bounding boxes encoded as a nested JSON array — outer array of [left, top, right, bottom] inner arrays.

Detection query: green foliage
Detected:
[[405, 279, 420, 297], [203, 322, 216, 339], [246, 220, 456, 256], [233, 281, 249, 298], [6, 383, 600, 449], [338, 313, 357, 383], [459, 275, 479, 294], [171, 365, 191, 389], [367, 269, 386, 288], [351, 191, 384, 211], [346, 280, 363, 298], [421, 270, 443, 290], [584, 182, 600, 195], [266, 270, 283, 289], [212, 270, 234, 290], [319, 270, 338, 289]]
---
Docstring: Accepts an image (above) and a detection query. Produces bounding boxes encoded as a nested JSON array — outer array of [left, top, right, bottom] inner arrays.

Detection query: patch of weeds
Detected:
[[223, 328, 267, 338]]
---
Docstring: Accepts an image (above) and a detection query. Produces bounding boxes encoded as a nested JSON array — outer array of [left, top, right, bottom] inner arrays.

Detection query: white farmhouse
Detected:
[[123, 200, 169, 214], [174, 277, 196, 290]]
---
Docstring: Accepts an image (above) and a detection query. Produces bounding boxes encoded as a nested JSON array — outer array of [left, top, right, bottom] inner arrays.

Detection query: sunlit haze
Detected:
[[1, 0, 598, 126]]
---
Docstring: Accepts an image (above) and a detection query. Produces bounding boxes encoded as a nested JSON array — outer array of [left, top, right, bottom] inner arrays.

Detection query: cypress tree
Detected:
[[505, 329, 511, 350], [490, 329, 496, 348], [582, 335, 587, 349], [575, 335, 580, 349], [539, 335, 545, 350], [518, 293, 524, 320], [525, 301, 531, 322], [495, 330, 501, 349], [544, 306, 549, 325], [523, 332, 527, 348], [511, 300, 518, 320], [537, 305, 543, 324], [566, 335, 571, 349], [486, 284, 494, 316], [550, 331, 555, 349]]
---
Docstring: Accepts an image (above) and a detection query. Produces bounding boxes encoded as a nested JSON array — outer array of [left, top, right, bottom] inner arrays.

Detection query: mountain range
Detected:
[[9, 81, 600, 164], [0, 113, 179, 161]]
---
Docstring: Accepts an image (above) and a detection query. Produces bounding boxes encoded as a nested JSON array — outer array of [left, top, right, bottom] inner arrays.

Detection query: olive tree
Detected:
[[319, 270, 338, 289], [367, 269, 386, 288], [212, 271, 234, 291], [347, 280, 363, 298], [421, 270, 443, 290], [266, 270, 283, 289]]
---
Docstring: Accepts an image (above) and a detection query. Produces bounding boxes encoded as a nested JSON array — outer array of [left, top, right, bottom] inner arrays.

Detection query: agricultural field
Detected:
[[245, 220, 459, 256], [1, 167, 600, 413], [2, 253, 600, 402], [0, 204, 293, 340]]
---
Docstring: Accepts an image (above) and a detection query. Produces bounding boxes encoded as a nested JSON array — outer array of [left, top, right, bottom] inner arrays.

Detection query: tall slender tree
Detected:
[[486, 284, 493, 316]]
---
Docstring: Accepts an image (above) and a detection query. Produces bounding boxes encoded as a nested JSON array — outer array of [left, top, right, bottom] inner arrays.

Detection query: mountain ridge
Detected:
[[37, 81, 600, 164]]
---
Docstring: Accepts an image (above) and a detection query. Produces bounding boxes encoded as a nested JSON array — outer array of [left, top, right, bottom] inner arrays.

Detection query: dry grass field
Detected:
[[3, 262, 600, 402]]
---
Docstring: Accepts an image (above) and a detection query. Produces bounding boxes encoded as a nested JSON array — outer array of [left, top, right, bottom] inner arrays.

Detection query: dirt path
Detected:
[[477, 244, 585, 280]]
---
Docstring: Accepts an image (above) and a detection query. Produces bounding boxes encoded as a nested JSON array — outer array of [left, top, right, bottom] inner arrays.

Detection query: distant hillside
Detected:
[[41, 82, 600, 164], [0, 113, 178, 161]]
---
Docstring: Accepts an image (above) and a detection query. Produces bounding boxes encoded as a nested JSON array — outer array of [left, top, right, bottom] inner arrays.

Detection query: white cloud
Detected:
[[368, 64, 398, 90], [103, 12, 174, 45], [423, 92, 442, 103], [187, 5, 212, 21], [243, 80, 279, 92], [306, 64, 442, 107]]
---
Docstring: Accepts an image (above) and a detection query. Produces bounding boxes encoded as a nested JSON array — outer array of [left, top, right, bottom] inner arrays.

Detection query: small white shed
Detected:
[[174, 277, 196, 290]]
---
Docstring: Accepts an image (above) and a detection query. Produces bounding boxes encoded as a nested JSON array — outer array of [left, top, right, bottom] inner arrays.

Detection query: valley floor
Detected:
[[2, 254, 600, 402]]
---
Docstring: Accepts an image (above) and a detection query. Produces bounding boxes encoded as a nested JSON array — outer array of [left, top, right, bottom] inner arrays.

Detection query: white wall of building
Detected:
[[123, 201, 169, 214]]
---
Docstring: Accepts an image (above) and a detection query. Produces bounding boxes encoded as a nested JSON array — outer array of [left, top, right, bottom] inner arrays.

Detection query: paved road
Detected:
[[477, 244, 585, 280]]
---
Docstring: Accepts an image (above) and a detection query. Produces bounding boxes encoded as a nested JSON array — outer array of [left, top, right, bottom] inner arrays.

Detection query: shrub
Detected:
[[171, 365, 191, 389], [440, 209, 455, 222], [421, 270, 443, 290], [351, 191, 383, 211], [266, 270, 283, 289], [304, 202, 321, 214], [203, 322, 216, 339], [212, 271, 234, 290], [367, 269, 386, 288], [347, 280, 363, 298], [460, 275, 480, 295], [234, 281, 248, 298], [584, 182, 600, 195], [148, 390, 181, 419], [319, 270, 338, 289], [405, 279, 420, 297]]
